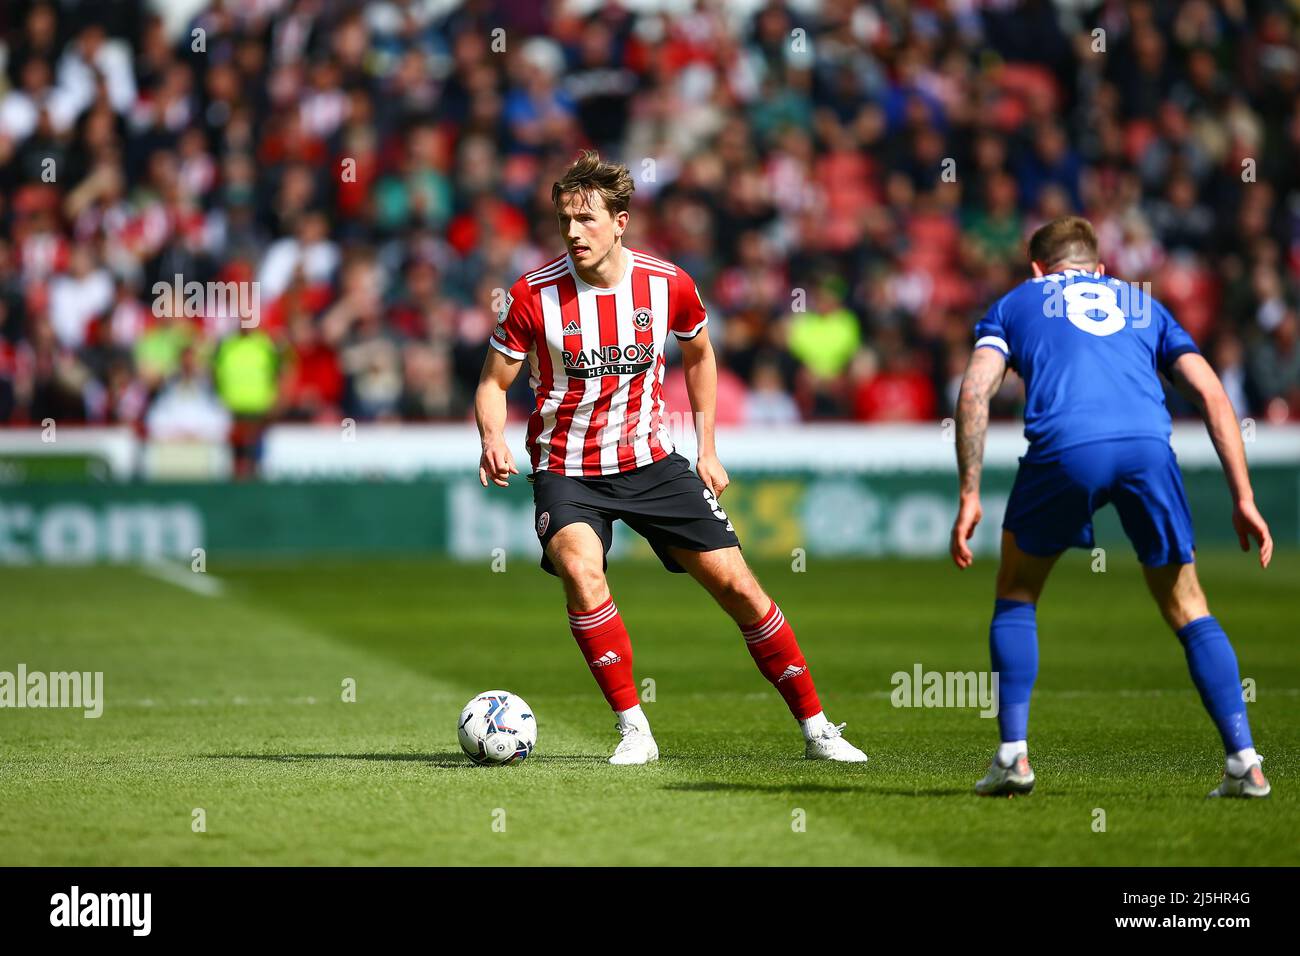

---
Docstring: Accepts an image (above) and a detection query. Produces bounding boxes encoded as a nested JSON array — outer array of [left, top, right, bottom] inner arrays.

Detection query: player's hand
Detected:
[[1232, 498, 1273, 569], [697, 452, 729, 498], [479, 439, 518, 488], [950, 494, 982, 569]]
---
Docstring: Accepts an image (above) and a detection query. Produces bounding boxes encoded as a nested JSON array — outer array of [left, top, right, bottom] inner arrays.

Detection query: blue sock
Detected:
[[1176, 615, 1253, 754], [990, 598, 1038, 743]]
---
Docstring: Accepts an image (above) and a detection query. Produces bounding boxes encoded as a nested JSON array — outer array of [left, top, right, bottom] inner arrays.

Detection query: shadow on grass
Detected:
[[666, 781, 1010, 798], [204, 752, 602, 769], [664, 781, 869, 795], [872, 786, 1070, 799], [868, 787, 985, 798]]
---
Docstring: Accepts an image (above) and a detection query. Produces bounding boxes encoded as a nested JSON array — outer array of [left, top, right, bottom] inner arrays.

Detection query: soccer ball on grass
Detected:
[[457, 690, 536, 765]]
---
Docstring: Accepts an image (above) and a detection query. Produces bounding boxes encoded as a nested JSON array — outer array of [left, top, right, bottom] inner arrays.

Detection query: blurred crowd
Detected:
[[1, 0, 1299, 463]]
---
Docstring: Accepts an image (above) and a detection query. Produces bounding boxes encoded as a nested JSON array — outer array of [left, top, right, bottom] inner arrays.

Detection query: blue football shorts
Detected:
[[1002, 437, 1196, 567]]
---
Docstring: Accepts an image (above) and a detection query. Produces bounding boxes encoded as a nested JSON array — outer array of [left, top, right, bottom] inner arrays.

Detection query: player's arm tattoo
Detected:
[[955, 348, 1008, 496]]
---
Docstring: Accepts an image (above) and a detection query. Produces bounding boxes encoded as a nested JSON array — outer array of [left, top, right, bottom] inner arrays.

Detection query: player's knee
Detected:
[[1150, 565, 1209, 631], [556, 554, 606, 603], [1163, 590, 1210, 632], [713, 573, 751, 602], [994, 567, 1038, 604], [711, 567, 765, 613]]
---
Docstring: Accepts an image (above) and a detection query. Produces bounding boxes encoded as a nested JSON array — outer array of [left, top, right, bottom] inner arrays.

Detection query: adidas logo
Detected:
[[776, 664, 807, 683], [562, 321, 581, 336], [591, 651, 621, 667]]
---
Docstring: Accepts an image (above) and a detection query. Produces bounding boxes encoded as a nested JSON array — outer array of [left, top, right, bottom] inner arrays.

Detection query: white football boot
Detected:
[[804, 722, 869, 762], [975, 753, 1035, 796], [1208, 759, 1270, 798], [609, 724, 659, 765]]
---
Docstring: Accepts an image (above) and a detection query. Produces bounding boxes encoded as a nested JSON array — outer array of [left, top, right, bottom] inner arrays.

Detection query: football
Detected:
[[456, 691, 537, 765]]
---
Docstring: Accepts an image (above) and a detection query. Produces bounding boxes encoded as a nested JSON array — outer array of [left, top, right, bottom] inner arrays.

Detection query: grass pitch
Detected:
[[2, 549, 1296, 865]]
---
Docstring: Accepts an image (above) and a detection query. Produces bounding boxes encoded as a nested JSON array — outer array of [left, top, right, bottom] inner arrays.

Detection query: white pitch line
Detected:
[[137, 562, 225, 597]]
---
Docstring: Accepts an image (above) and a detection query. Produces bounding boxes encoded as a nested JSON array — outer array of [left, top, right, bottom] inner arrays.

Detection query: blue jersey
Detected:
[[974, 270, 1200, 461]]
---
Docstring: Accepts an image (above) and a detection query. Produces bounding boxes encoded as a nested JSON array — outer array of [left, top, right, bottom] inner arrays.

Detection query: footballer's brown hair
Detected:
[[551, 150, 635, 217], [1028, 216, 1099, 270]]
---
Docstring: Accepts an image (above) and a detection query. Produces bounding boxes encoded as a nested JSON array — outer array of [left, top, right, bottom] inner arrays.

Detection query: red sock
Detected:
[[568, 596, 638, 713], [741, 602, 821, 720]]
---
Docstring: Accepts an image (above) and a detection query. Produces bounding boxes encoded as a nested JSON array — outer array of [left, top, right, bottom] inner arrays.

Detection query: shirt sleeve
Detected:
[[1154, 299, 1199, 373], [488, 279, 535, 360], [671, 269, 709, 340], [973, 297, 1011, 359]]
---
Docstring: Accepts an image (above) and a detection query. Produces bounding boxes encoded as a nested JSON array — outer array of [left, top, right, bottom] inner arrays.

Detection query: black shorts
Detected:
[[531, 452, 742, 575]]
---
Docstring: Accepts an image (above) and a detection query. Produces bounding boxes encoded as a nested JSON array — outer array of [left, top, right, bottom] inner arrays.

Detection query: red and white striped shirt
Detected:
[[489, 247, 709, 476]]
